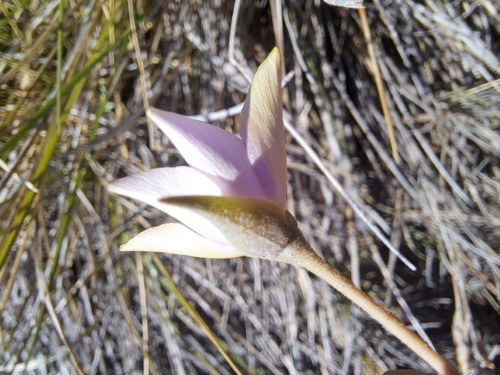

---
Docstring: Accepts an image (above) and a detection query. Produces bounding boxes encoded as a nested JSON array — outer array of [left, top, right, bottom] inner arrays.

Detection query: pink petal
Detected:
[[108, 166, 227, 242], [147, 108, 267, 200], [239, 48, 287, 209], [120, 223, 244, 258]]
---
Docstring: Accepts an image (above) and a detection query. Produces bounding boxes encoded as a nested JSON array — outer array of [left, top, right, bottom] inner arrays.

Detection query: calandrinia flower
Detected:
[[109, 48, 460, 375], [109, 47, 292, 259]]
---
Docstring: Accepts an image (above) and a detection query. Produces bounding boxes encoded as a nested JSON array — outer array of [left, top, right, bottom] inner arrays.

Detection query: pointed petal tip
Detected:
[[107, 180, 119, 194], [268, 47, 282, 65], [146, 107, 164, 121]]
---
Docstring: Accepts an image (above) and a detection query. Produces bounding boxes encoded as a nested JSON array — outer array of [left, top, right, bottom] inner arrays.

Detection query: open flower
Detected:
[[109, 48, 292, 259]]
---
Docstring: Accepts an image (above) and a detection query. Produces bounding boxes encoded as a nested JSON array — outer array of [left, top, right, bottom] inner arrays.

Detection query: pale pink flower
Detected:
[[109, 48, 288, 258], [109, 49, 460, 375]]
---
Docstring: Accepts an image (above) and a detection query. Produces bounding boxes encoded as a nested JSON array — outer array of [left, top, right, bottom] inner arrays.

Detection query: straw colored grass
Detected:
[[1, 0, 498, 374]]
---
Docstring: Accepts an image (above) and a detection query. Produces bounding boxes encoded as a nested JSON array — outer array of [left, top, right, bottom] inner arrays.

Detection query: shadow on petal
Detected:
[[239, 48, 287, 209]]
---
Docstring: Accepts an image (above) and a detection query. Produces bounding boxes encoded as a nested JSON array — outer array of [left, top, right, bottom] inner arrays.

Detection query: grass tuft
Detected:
[[1, 0, 498, 374]]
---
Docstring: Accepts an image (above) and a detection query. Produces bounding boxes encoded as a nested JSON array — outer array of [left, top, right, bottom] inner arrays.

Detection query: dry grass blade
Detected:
[[1, 0, 499, 374], [358, 7, 400, 165]]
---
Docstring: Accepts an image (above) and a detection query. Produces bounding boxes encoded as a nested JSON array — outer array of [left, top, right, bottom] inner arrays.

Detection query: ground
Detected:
[[0, 0, 499, 374]]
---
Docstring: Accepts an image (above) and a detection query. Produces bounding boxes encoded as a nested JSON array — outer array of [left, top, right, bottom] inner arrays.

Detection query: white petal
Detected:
[[109, 166, 227, 242], [239, 48, 287, 209], [108, 166, 221, 210], [120, 223, 244, 258]]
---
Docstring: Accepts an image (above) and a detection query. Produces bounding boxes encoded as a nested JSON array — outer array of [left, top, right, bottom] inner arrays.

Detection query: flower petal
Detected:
[[120, 223, 244, 258], [108, 166, 221, 209], [147, 108, 267, 199], [109, 166, 228, 242], [239, 47, 287, 209]]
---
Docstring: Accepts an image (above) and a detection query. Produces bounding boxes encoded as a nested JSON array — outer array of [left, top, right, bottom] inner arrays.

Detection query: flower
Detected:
[[109, 48, 293, 259], [109, 48, 461, 375]]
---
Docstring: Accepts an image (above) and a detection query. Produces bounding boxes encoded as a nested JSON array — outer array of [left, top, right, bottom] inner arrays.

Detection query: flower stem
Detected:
[[275, 239, 460, 375]]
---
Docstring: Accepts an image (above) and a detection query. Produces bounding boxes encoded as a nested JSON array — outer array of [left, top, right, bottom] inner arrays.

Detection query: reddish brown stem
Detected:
[[276, 239, 460, 375]]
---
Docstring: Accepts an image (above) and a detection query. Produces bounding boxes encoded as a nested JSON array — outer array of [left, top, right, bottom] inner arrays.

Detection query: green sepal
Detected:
[[161, 196, 302, 260]]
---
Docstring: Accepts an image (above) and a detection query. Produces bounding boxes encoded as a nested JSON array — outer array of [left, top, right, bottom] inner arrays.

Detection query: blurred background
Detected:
[[1, 0, 499, 374]]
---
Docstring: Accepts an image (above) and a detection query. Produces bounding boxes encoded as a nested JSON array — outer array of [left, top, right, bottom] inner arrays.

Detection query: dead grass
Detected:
[[0, 0, 499, 374]]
